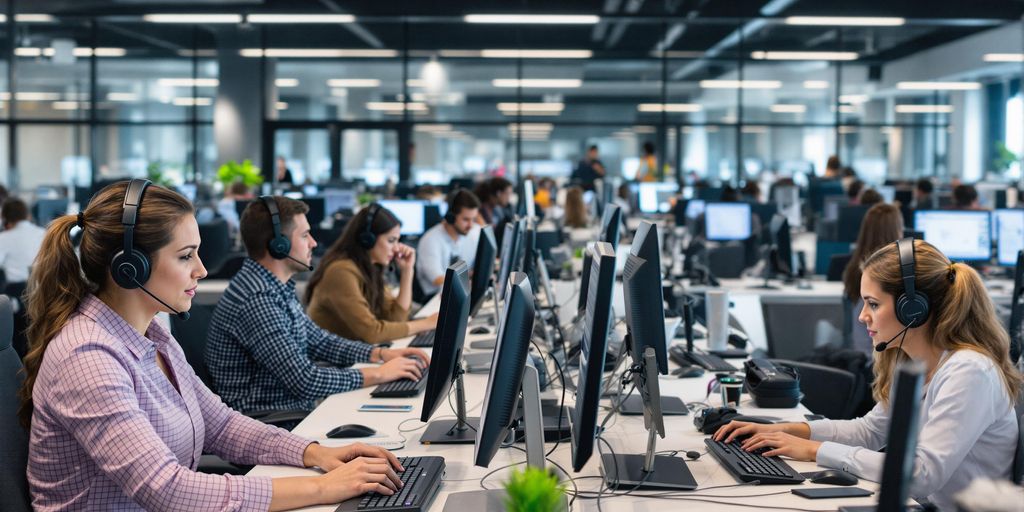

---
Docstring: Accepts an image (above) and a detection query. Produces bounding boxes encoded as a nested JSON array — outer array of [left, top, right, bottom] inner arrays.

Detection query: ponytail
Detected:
[[18, 215, 91, 426]]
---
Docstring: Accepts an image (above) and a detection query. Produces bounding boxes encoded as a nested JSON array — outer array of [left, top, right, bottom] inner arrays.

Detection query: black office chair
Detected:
[[197, 219, 231, 277], [707, 244, 747, 279], [770, 359, 861, 420], [170, 304, 308, 430], [1013, 391, 1024, 485], [827, 253, 852, 282], [761, 297, 844, 360], [0, 295, 31, 511], [3, 282, 28, 359]]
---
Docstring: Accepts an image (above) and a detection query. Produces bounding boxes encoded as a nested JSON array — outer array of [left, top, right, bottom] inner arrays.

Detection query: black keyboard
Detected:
[[670, 345, 738, 372], [408, 331, 435, 348], [336, 456, 446, 512], [704, 438, 805, 484], [371, 378, 426, 398]]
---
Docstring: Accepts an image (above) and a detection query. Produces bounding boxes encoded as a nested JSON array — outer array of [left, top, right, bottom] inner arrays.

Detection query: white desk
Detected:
[[249, 292, 883, 511]]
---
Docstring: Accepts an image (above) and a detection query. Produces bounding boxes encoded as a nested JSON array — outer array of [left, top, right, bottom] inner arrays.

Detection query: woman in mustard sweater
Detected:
[[306, 204, 438, 344]]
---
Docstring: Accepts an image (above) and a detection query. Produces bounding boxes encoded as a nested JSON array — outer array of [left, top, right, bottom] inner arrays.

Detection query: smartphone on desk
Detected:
[[792, 487, 873, 499], [358, 404, 414, 413]]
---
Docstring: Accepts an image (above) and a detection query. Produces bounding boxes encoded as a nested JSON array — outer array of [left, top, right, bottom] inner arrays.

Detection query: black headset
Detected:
[[111, 178, 153, 289], [444, 189, 465, 225], [260, 195, 292, 260], [895, 237, 930, 328], [359, 203, 382, 249]]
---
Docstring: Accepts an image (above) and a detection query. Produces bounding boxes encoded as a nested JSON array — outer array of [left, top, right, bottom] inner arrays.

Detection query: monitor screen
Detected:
[[876, 185, 896, 203], [323, 190, 356, 215], [570, 242, 616, 472], [823, 195, 846, 221], [378, 199, 427, 236], [495, 219, 524, 302], [685, 199, 706, 220], [523, 179, 536, 219], [914, 210, 991, 261], [599, 204, 621, 250], [995, 209, 1024, 266], [623, 221, 668, 374], [474, 272, 535, 468], [469, 226, 497, 317], [302, 184, 319, 197], [420, 261, 471, 423], [704, 203, 752, 241], [638, 182, 678, 214]]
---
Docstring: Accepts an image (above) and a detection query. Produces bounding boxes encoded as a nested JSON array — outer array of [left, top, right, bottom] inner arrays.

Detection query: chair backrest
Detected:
[[837, 205, 871, 243], [771, 358, 859, 420], [827, 253, 852, 282], [197, 219, 231, 276], [1014, 392, 1024, 485], [170, 303, 217, 389], [761, 296, 844, 360], [707, 244, 746, 279], [0, 295, 31, 511]]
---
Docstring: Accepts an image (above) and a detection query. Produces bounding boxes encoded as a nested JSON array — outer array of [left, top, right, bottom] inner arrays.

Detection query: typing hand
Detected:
[[713, 420, 788, 443], [382, 347, 431, 368], [305, 442, 405, 473], [377, 353, 425, 382], [318, 456, 403, 503], [740, 432, 821, 461]]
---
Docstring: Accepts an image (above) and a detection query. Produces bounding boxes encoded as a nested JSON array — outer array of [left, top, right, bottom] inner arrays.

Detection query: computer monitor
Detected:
[[604, 220, 696, 490], [839, 363, 924, 512], [474, 272, 536, 468], [523, 179, 536, 220], [704, 202, 752, 241], [876, 186, 896, 203], [1010, 251, 1024, 366], [838, 205, 871, 243], [577, 244, 594, 315], [520, 225, 539, 296], [378, 199, 427, 236], [300, 197, 326, 227], [323, 189, 357, 215], [824, 195, 846, 221], [769, 214, 796, 279], [469, 226, 497, 318], [913, 210, 991, 262], [995, 209, 1024, 266], [599, 204, 622, 250], [424, 204, 442, 230], [495, 218, 524, 302], [570, 242, 616, 472], [685, 199, 706, 220], [638, 182, 679, 214], [419, 261, 476, 444], [623, 221, 668, 374]]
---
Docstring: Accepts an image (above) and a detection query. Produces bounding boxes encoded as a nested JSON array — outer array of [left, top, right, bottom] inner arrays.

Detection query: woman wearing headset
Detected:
[[21, 181, 406, 511], [306, 204, 438, 345], [715, 239, 1021, 510]]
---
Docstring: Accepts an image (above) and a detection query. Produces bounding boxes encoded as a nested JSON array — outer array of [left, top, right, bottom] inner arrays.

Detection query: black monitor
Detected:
[[769, 214, 796, 278], [599, 204, 622, 250], [623, 221, 668, 374], [301, 197, 326, 227], [839, 363, 924, 512], [521, 224, 538, 290], [419, 261, 476, 444], [577, 244, 594, 315], [1009, 250, 1024, 365], [424, 204, 443, 230], [570, 242, 616, 472], [235, 199, 253, 219], [469, 226, 497, 318], [495, 217, 525, 302], [474, 272, 536, 467], [838, 205, 871, 243]]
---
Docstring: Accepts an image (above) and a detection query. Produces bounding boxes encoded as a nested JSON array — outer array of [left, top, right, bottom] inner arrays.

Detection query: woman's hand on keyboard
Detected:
[[739, 432, 822, 462], [318, 456, 404, 502], [714, 420, 805, 444], [307, 442, 406, 473]]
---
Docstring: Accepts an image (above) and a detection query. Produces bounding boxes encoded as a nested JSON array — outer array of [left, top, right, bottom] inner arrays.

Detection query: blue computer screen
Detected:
[[914, 210, 991, 261]]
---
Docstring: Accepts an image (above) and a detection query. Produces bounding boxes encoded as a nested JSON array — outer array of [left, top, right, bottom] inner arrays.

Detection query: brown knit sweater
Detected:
[[307, 258, 410, 344]]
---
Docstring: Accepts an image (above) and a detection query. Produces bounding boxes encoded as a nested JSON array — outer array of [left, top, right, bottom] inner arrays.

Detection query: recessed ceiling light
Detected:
[[365, 101, 428, 111], [172, 97, 213, 106], [700, 80, 782, 89], [895, 104, 953, 114], [751, 51, 858, 61], [984, 53, 1024, 63], [327, 79, 381, 88], [248, 14, 355, 24], [803, 80, 830, 89], [636, 103, 702, 113], [275, 78, 299, 88], [896, 81, 981, 91], [157, 78, 219, 87], [143, 14, 242, 23], [770, 104, 807, 114], [785, 16, 905, 27], [497, 102, 565, 112], [240, 49, 398, 58], [479, 49, 592, 59], [464, 14, 599, 24], [492, 79, 582, 88]]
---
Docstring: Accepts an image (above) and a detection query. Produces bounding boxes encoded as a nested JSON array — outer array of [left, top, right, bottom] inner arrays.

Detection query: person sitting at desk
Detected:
[[841, 203, 905, 354], [716, 239, 1021, 511], [412, 189, 481, 299], [0, 197, 45, 283], [563, 186, 589, 229], [952, 183, 983, 210], [21, 181, 407, 511], [474, 176, 513, 226], [306, 203, 439, 344], [206, 196, 429, 414]]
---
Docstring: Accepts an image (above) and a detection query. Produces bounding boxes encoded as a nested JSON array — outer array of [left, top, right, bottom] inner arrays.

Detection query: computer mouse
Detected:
[[810, 469, 859, 486], [470, 326, 490, 335], [326, 424, 377, 439], [672, 365, 706, 378]]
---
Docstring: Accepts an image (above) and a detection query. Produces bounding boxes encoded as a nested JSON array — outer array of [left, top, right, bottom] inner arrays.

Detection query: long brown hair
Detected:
[[18, 181, 193, 426], [304, 205, 401, 317], [843, 203, 904, 300], [563, 186, 588, 229], [862, 240, 1022, 406]]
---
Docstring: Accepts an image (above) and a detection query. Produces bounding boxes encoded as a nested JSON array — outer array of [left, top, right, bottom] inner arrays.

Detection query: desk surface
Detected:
[[249, 293, 883, 511]]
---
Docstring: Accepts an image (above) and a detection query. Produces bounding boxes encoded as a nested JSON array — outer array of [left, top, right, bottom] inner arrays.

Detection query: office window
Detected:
[[413, 124, 509, 185], [274, 129, 331, 184], [17, 124, 89, 190], [1004, 93, 1022, 179], [93, 124, 190, 185], [14, 20, 92, 121]]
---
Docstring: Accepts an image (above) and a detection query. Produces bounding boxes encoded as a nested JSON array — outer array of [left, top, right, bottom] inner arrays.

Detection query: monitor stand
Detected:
[[467, 283, 503, 350], [442, 360, 568, 512], [420, 369, 479, 445]]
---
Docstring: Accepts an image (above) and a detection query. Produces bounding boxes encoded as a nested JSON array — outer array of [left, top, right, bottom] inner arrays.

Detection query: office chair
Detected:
[[770, 359, 861, 420], [1014, 391, 1024, 485], [197, 219, 231, 277], [0, 295, 31, 511], [706, 244, 746, 279], [761, 297, 844, 360], [3, 282, 28, 358], [827, 253, 852, 282], [170, 304, 308, 430]]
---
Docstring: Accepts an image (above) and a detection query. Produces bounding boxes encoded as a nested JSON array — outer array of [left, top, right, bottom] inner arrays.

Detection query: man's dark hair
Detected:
[[953, 184, 978, 208], [2, 198, 29, 226], [916, 178, 934, 195], [449, 189, 481, 218], [239, 196, 309, 259], [847, 180, 865, 200], [642, 141, 655, 155], [588, 145, 598, 152]]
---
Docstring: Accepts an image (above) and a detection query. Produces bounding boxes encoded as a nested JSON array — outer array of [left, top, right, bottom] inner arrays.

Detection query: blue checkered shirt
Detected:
[[205, 258, 373, 412]]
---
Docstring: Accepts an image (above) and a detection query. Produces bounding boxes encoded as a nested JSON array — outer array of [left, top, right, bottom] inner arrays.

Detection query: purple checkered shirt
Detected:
[[27, 294, 314, 511]]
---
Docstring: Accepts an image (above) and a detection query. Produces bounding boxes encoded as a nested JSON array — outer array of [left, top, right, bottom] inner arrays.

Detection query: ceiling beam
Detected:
[[317, 0, 384, 49]]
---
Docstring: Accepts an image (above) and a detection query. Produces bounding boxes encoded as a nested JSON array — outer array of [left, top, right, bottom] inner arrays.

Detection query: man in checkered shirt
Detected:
[[205, 196, 429, 414]]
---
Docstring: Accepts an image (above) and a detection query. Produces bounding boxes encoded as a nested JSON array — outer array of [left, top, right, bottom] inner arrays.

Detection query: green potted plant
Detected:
[[503, 466, 566, 512], [217, 159, 264, 190], [992, 141, 1020, 176], [146, 161, 175, 188]]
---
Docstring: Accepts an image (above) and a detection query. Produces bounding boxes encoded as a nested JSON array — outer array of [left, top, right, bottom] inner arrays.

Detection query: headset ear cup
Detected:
[[110, 249, 151, 289], [896, 292, 930, 328], [268, 236, 291, 259], [444, 208, 456, 225], [359, 231, 376, 250]]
